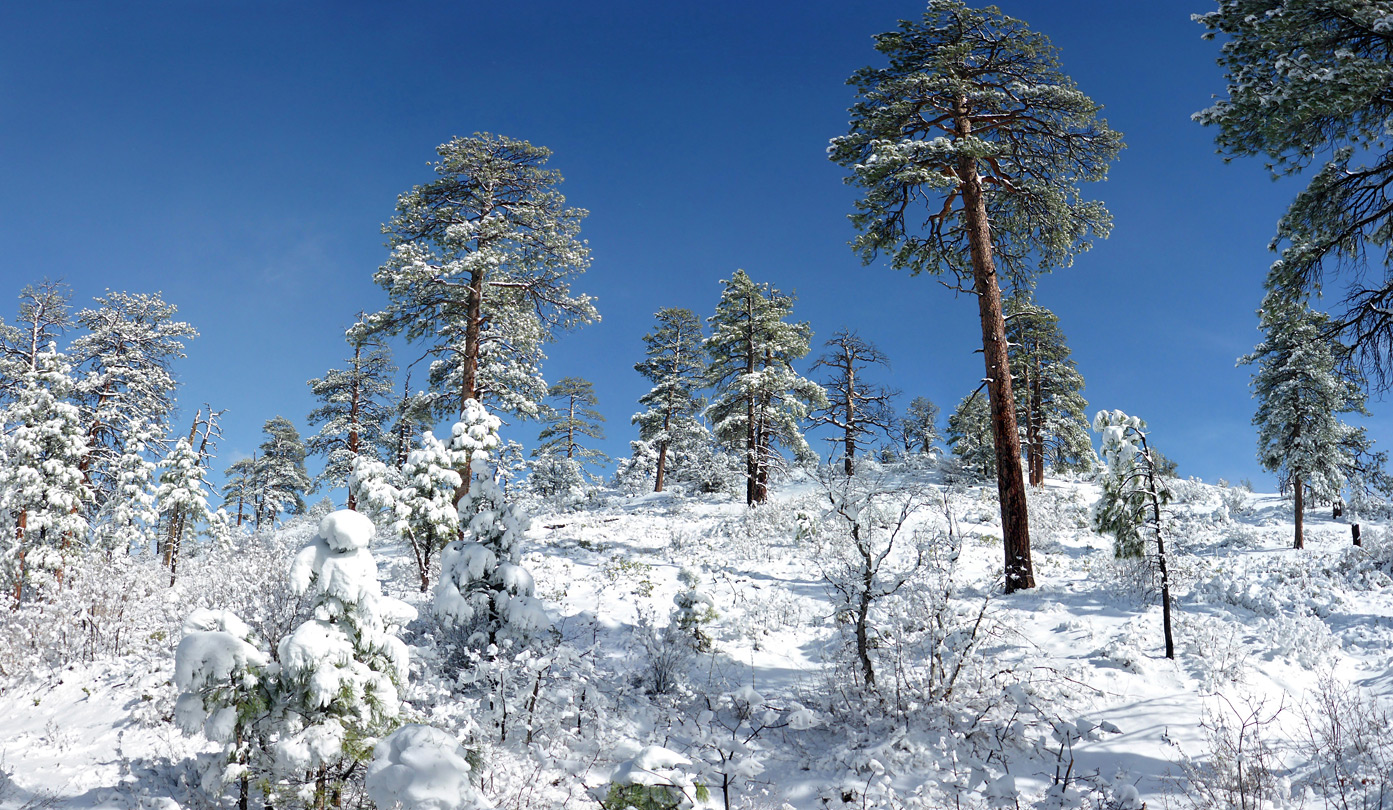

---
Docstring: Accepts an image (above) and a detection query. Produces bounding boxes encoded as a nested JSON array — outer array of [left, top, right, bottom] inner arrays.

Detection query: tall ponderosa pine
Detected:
[[220, 455, 258, 529], [831, 1, 1122, 591], [70, 291, 196, 512], [0, 347, 90, 602], [1240, 293, 1369, 549], [705, 270, 826, 505], [358, 133, 597, 425], [306, 330, 396, 509], [811, 330, 897, 476], [1196, 2, 1393, 384], [947, 392, 994, 479], [1005, 290, 1092, 484], [0, 280, 71, 402], [536, 376, 607, 467], [157, 437, 212, 585], [633, 308, 707, 492], [254, 416, 312, 526], [901, 396, 941, 456]]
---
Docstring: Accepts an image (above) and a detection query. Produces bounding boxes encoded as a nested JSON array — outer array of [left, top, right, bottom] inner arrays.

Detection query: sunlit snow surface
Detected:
[[3, 469, 1392, 808]]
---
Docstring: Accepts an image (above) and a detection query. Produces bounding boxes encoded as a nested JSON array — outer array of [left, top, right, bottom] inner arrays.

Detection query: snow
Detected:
[[366, 725, 491, 810], [318, 509, 376, 552], [13, 471, 1393, 808]]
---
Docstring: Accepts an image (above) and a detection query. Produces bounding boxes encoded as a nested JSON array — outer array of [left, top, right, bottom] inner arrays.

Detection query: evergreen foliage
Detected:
[[1196, 0, 1393, 383], [305, 330, 396, 505], [357, 133, 597, 422], [705, 270, 826, 505], [0, 346, 90, 602], [830, 0, 1121, 591], [947, 392, 994, 479], [1005, 290, 1093, 482], [536, 376, 607, 467], [901, 396, 941, 456], [255, 416, 312, 525], [1239, 292, 1375, 548], [0, 280, 71, 403], [633, 308, 708, 492]]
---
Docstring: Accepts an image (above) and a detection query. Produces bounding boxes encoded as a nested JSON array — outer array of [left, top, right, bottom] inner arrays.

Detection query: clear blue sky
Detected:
[[0, 1, 1370, 495]]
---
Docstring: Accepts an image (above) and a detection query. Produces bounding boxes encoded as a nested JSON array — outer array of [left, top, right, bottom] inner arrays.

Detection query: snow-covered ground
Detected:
[[4, 468, 1393, 809]]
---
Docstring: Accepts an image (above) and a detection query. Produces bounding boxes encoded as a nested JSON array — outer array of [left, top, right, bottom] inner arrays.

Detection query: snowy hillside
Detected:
[[4, 467, 1393, 809]]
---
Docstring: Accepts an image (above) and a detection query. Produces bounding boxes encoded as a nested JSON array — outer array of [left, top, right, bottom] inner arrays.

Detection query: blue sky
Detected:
[[0, 1, 1366, 495]]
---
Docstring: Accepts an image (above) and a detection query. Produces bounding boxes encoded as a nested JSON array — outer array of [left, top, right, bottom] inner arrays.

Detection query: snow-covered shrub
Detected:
[[671, 568, 718, 652], [273, 509, 417, 805], [1171, 692, 1290, 810], [684, 686, 816, 810], [602, 746, 711, 810], [1298, 672, 1393, 808], [527, 451, 586, 507], [615, 440, 659, 495], [365, 724, 490, 810], [436, 399, 547, 647], [172, 608, 271, 800]]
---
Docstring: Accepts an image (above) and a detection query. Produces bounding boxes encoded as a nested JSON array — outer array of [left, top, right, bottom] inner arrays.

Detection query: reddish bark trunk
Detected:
[[956, 100, 1033, 593], [1294, 477, 1305, 550]]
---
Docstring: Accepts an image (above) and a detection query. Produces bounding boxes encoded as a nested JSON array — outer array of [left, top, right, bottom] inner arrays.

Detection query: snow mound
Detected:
[[366, 724, 491, 810], [319, 509, 375, 552]]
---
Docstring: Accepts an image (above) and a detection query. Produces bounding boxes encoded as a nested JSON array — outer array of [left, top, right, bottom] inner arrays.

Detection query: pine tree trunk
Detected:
[[653, 441, 669, 494], [843, 357, 856, 476], [347, 343, 362, 511], [744, 303, 758, 506], [956, 103, 1033, 593], [12, 511, 26, 606], [1029, 353, 1045, 486], [1294, 477, 1305, 549], [1142, 439, 1175, 659]]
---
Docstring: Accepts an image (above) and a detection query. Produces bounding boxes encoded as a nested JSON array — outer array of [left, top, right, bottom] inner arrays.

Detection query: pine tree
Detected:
[[705, 270, 826, 505], [830, 1, 1122, 591], [91, 416, 161, 555], [357, 133, 597, 424], [900, 396, 941, 457], [305, 329, 396, 509], [0, 346, 90, 602], [0, 280, 71, 403], [70, 290, 197, 512], [1196, 2, 1393, 382], [396, 431, 463, 592], [220, 455, 258, 529], [1239, 292, 1369, 549], [811, 330, 897, 476], [437, 400, 545, 645], [536, 376, 607, 468], [157, 437, 212, 585], [254, 417, 312, 526], [275, 510, 416, 808], [1005, 290, 1093, 484], [947, 392, 994, 479], [1092, 410, 1176, 659], [633, 308, 707, 493]]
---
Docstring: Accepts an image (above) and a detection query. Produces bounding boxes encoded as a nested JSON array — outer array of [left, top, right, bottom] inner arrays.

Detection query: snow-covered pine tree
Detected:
[[536, 376, 607, 469], [220, 455, 258, 530], [254, 416, 312, 526], [633, 307, 708, 493], [947, 392, 994, 480], [1005, 290, 1093, 484], [0, 346, 90, 602], [91, 415, 162, 555], [1092, 409, 1176, 659], [156, 436, 213, 585], [0, 279, 71, 403], [811, 329, 897, 476], [705, 270, 826, 505], [436, 399, 546, 645], [900, 396, 941, 457], [357, 133, 597, 427], [305, 328, 395, 510], [1239, 292, 1368, 549], [1196, 1, 1393, 381], [69, 290, 197, 514], [274, 510, 416, 808], [396, 431, 463, 592], [830, 1, 1122, 592], [384, 375, 433, 471], [173, 608, 272, 809]]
